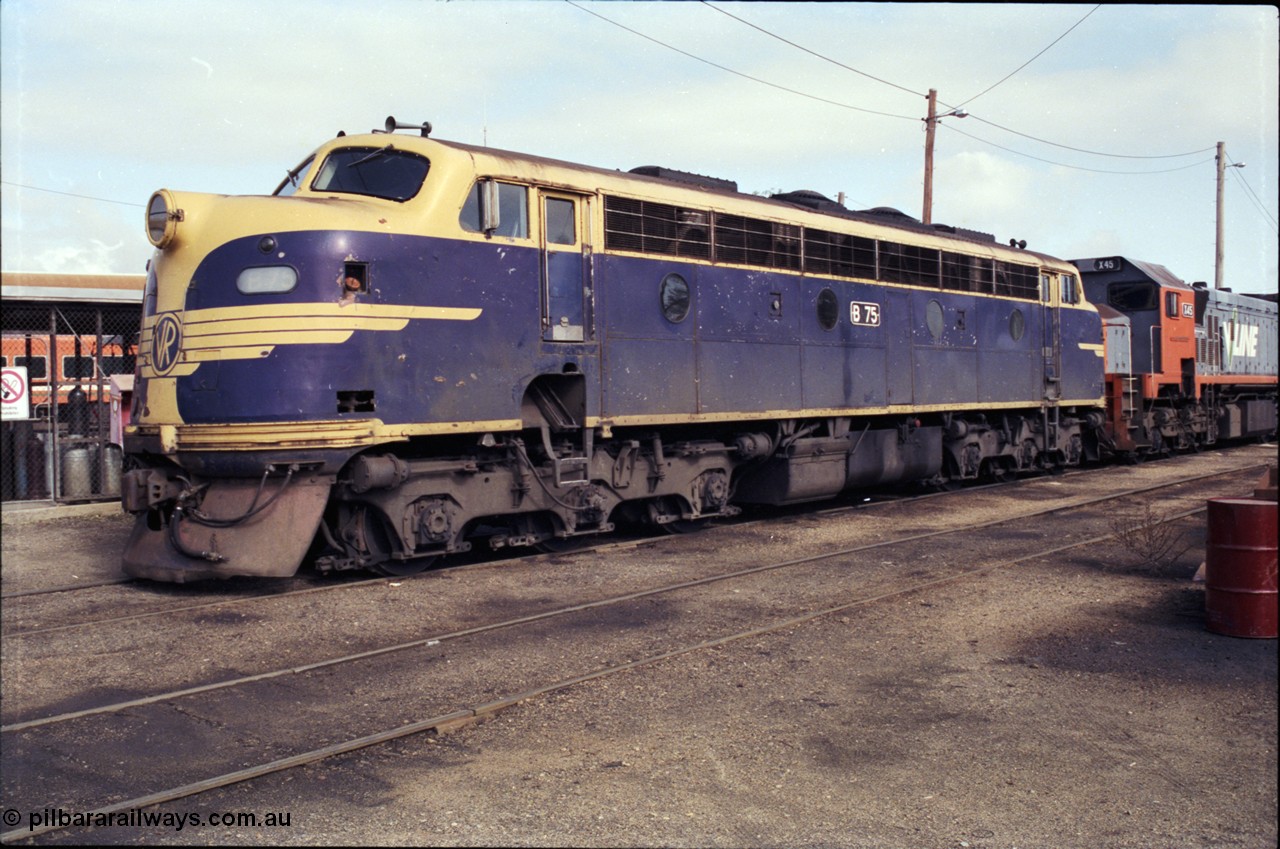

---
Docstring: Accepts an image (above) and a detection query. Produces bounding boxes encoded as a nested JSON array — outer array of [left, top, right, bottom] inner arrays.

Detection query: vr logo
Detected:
[[152, 313, 183, 375]]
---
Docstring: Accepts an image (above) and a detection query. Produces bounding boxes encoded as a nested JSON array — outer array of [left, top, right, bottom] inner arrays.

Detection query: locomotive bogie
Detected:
[[939, 410, 1091, 482], [310, 431, 743, 575]]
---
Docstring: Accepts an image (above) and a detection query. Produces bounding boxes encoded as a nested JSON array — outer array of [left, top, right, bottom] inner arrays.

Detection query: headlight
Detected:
[[236, 266, 298, 294], [146, 189, 181, 248]]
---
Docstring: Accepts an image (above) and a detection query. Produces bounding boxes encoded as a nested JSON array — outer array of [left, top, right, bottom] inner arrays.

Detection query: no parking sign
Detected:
[[2, 366, 31, 421]]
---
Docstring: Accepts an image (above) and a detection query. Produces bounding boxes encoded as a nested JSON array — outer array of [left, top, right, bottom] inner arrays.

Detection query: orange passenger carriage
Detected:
[[1, 332, 135, 417], [1, 273, 143, 502]]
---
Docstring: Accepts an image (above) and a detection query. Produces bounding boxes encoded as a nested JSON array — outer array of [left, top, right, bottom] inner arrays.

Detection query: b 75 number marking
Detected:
[[849, 301, 881, 327]]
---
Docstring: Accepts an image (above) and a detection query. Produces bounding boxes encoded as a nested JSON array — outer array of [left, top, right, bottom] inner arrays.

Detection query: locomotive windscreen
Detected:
[[311, 147, 430, 201], [1107, 281, 1158, 311]]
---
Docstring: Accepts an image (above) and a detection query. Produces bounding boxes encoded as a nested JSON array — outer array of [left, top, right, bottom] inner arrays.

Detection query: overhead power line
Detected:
[[2, 181, 145, 208], [698, 1, 923, 100], [939, 124, 1215, 175], [564, 0, 917, 121], [966, 115, 1215, 160], [954, 5, 1102, 109], [694, 1, 1214, 162], [1225, 156, 1279, 232]]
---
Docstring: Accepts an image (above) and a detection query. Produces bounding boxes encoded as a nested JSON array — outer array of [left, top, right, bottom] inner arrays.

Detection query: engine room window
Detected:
[[603, 196, 709, 259], [713, 214, 800, 270], [879, 243, 940, 287], [311, 147, 429, 202], [460, 180, 529, 239], [993, 264, 1039, 300], [942, 252, 993, 294], [803, 229, 876, 279]]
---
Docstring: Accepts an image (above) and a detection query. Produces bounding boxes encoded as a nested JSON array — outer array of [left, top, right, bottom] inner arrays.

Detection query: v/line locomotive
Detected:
[[1072, 256, 1276, 455], [120, 118, 1277, 582]]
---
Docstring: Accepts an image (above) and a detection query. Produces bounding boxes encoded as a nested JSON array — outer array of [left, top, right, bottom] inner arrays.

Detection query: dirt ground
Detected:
[[202, 518, 1276, 849], [2, 451, 1277, 848]]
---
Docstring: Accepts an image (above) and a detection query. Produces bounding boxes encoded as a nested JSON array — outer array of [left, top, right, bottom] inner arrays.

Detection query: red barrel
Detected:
[[1204, 498, 1278, 639]]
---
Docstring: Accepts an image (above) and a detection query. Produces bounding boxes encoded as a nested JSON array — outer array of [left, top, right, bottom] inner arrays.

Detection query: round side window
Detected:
[[660, 273, 690, 323], [816, 288, 839, 331], [1009, 309, 1025, 341], [926, 299, 945, 340]]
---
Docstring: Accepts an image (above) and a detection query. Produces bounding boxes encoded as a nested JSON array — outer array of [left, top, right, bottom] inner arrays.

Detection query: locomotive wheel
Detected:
[[661, 499, 710, 535], [663, 518, 709, 535], [350, 506, 438, 577], [641, 496, 707, 534], [983, 461, 1011, 483], [531, 516, 589, 554], [534, 536, 589, 554], [370, 554, 440, 577]]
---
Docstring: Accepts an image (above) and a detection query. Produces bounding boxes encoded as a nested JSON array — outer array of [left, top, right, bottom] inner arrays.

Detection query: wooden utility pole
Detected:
[[1215, 141, 1226, 290], [922, 89, 938, 224], [1215, 142, 1246, 290]]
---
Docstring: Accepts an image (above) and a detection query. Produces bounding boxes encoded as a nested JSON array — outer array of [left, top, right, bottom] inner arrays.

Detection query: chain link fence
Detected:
[[2, 302, 141, 504]]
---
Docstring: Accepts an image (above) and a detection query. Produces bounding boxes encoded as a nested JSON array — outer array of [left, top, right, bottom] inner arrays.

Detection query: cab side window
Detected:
[[460, 180, 529, 239], [1059, 273, 1079, 304], [546, 198, 576, 245]]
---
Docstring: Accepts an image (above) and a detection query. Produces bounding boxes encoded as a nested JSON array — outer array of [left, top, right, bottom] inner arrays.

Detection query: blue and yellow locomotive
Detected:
[[121, 118, 1107, 581]]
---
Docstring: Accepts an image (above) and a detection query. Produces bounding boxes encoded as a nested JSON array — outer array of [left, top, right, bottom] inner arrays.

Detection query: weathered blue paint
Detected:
[[171, 229, 1102, 433]]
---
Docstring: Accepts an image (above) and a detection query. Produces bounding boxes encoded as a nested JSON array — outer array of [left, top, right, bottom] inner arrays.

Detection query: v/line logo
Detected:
[[1228, 322, 1260, 359]]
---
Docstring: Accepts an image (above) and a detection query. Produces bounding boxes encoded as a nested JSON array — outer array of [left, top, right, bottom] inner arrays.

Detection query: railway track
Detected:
[[1, 486, 920, 606], [1, 448, 1270, 842], [0, 493, 948, 636], [2, 445, 1266, 637]]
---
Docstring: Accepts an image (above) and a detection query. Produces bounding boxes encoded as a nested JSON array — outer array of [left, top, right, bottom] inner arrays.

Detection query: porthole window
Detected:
[[1009, 309, 1025, 341], [660, 273, 691, 323], [816, 288, 839, 331], [925, 299, 945, 340]]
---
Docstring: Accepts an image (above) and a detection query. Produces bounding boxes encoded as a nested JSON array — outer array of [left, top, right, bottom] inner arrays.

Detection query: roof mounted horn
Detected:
[[383, 116, 432, 137]]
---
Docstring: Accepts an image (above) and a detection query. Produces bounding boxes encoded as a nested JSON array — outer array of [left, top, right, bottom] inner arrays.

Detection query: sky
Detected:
[[2, 1, 1277, 296]]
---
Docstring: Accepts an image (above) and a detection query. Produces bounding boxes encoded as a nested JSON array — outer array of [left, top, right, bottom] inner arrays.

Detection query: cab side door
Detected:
[[540, 191, 593, 343]]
